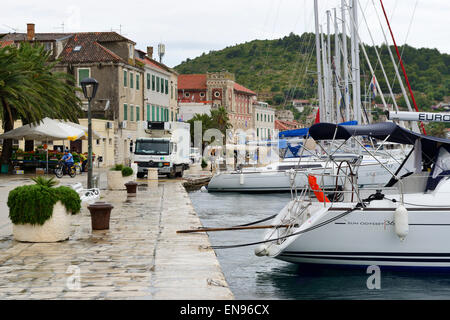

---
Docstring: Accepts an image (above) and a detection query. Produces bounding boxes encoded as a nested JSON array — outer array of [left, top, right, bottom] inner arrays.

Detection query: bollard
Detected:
[[147, 168, 158, 188], [124, 181, 138, 196], [87, 202, 114, 230]]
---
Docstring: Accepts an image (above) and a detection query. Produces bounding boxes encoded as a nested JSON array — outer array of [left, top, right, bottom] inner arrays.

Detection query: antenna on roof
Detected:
[[2, 24, 21, 33], [53, 22, 64, 33], [158, 43, 165, 63]]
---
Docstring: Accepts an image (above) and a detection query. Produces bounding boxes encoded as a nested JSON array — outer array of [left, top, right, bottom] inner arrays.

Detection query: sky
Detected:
[[1, 0, 449, 68]]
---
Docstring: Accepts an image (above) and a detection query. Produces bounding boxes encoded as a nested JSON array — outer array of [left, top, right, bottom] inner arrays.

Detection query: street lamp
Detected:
[[80, 77, 99, 189]]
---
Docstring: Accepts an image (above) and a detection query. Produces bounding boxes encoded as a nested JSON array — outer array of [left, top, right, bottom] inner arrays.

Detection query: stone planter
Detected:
[[12, 201, 72, 242], [124, 181, 138, 196], [87, 202, 114, 230], [107, 170, 127, 190]]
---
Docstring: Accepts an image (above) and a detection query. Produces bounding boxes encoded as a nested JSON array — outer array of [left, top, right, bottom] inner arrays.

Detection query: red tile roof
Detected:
[[136, 57, 166, 72], [59, 33, 126, 64], [0, 40, 13, 48], [234, 83, 256, 95], [275, 120, 300, 131], [178, 74, 207, 90]]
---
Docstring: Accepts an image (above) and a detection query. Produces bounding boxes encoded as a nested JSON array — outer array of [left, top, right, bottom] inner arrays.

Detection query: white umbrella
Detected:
[[0, 118, 86, 174], [0, 117, 85, 141], [57, 120, 103, 140]]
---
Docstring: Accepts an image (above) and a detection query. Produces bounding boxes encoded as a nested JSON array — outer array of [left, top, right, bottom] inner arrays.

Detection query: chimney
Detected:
[[27, 23, 35, 41], [147, 46, 153, 59]]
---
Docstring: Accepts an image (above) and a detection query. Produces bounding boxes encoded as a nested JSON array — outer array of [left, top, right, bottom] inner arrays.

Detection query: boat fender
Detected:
[[394, 205, 408, 240], [308, 175, 330, 203], [240, 173, 244, 185], [254, 244, 268, 256], [200, 186, 208, 192]]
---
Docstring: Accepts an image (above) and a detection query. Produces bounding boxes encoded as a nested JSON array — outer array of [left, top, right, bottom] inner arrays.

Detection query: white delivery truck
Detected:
[[133, 121, 191, 178]]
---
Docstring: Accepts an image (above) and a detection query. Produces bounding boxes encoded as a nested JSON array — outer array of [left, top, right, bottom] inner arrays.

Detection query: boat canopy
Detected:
[[279, 120, 357, 138], [308, 122, 450, 160]]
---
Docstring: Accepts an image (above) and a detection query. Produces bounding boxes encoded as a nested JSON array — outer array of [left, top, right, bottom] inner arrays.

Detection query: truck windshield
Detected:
[[135, 140, 169, 155]]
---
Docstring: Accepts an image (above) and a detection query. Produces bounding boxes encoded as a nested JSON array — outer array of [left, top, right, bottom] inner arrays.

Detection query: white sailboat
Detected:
[[256, 122, 450, 268]]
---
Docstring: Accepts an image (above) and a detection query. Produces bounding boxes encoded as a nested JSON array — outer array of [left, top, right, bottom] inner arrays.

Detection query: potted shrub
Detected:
[[7, 177, 81, 242], [107, 164, 134, 190], [201, 158, 208, 170]]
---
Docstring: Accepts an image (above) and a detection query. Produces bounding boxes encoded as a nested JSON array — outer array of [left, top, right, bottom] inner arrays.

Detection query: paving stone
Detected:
[[0, 180, 233, 300]]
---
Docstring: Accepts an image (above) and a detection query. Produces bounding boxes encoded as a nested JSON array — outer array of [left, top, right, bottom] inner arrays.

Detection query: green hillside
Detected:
[[174, 32, 450, 111]]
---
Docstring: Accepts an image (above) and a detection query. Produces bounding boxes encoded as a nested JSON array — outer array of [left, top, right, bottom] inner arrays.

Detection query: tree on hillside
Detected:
[[0, 42, 82, 166]]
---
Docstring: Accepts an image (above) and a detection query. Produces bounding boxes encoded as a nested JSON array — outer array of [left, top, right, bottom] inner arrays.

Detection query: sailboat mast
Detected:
[[321, 26, 330, 122], [314, 0, 325, 122], [378, 0, 426, 134], [334, 8, 341, 123], [327, 10, 334, 123], [351, 0, 361, 125], [342, 0, 350, 122]]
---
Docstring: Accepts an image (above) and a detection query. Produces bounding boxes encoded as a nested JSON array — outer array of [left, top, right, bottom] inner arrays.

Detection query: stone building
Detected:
[[178, 72, 256, 130], [252, 101, 275, 140], [1, 24, 144, 166]]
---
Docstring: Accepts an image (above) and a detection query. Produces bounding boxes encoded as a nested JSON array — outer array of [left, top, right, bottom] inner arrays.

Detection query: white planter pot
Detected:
[[107, 170, 127, 190], [13, 201, 72, 242]]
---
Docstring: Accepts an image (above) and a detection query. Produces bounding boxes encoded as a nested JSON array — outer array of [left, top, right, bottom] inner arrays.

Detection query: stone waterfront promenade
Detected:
[[0, 171, 232, 299]]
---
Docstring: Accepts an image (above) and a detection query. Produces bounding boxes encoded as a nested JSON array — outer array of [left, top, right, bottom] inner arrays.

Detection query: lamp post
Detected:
[[80, 77, 99, 189]]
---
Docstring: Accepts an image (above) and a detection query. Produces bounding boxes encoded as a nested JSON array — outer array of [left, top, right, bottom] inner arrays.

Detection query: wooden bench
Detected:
[[71, 183, 100, 203]]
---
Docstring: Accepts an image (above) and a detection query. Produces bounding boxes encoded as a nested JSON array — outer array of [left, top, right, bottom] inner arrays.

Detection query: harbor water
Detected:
[[189, 190, 450, 300]]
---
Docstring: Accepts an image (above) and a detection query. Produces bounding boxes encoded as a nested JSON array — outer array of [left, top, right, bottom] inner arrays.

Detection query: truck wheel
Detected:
[[176, 167, 184, 177], [168, 168, 176, 178], [137, 172, 145, 179]]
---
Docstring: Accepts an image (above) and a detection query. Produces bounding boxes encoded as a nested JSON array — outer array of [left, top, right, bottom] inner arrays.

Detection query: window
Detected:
[[73, 45, 81, 52], [185, 92, 190, 98], [156, 106, 160, 121], [200, 92, 205, 98], [257, 113, 259, 121], [136, 74, 139, 90], [129, 44, 133, 58], [171, 111, 174, 121], [123, 104, 128, 121], [147, 74, 150, 89], [123, 70, 127, 87], [161, 78, 164, 93], [257, 128, 259, 137], [130, 105, 134, 121], [171, 84, 173, 99], [152, 75, 155, 91], [109, 138, 112, 145], [264, 114, 267, 122], [147, 104, 150, 121], [156, 77, 160, 93], [165, 79, 168, 94], [78, 68, 90, 86], [130, 72, 134, 89], [152, 105, 155, 121], [136, 106, 140, 121]]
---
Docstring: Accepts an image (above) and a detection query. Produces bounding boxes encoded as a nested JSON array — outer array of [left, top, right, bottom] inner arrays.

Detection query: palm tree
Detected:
[[210, 106, 232, 134], [0, 42, 82, 165]]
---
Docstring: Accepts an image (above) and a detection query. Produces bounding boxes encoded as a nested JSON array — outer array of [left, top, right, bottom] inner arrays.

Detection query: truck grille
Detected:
[[137, 161, 163, 168]]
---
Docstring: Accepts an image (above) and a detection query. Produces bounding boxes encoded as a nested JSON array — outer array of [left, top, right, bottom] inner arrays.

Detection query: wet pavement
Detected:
[[0, 169, 233, 300]]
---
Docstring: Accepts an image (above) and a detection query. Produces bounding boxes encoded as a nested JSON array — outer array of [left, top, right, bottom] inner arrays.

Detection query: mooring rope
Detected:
[[210, 206, 358, 250]]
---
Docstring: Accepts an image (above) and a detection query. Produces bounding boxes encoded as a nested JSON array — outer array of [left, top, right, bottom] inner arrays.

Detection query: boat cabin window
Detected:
[[426, 146, 450, 191]]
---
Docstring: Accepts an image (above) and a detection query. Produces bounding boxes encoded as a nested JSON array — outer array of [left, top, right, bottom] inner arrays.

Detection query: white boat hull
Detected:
[[259, 182, 450, 268], [207, 160, 400, 192]]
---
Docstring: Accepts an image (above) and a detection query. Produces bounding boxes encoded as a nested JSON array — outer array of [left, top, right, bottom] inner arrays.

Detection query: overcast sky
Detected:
[[2, 0, 449, 68]]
